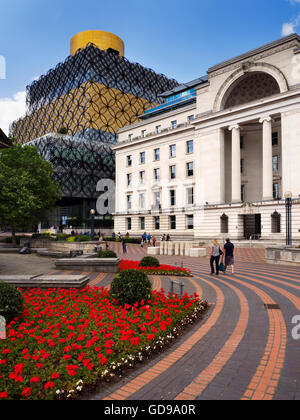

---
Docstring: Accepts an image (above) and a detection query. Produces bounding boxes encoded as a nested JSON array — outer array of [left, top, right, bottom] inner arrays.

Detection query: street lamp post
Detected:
[[90, 209, 96, 241], [284, 192, 293, 247]]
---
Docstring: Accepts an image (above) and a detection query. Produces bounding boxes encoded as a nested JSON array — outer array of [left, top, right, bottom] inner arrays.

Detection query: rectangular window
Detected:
[[140, 217, 145, 230], [187, 187, 194, 205], [170, 215, 176, 230], [170, 144, 176, 158], [127, 195, 132, 210], [140, 171, 145, 185], [170, 165, 176, 180], [128, 134, 133, 142], [127, 218, 132, 231], [241, 185, 245, 202], [154, 192, 160, 207], [241, 158, 245, 174], [273, 156, 279, 172], [140, 152, 146, 164], [154, 168, 160, 182], [188, 115, 195, 122], [127, 173, 132, 187], [156, 125, 161, 134], [171, 120, 177, 130], [272, 132, 278, 147], [240, 136, 244, 149], [187, 140, 194, 154], [127, 155, 132, 167], [139, 193, 145, 209], [154, 216, 160, 230], [273, 183, 279, 200], [170, 190, 176, 207], [154, 148, 160, 161], [186, 215, 194, 230], [141, 130, 146, 138], [187, 162, 194, 177]]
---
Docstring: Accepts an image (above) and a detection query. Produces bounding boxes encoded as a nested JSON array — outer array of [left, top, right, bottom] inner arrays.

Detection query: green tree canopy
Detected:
[[0, 145, 61, 245]]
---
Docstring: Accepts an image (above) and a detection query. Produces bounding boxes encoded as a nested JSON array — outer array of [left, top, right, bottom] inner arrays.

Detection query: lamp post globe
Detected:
[[90, 209, 96, 241]]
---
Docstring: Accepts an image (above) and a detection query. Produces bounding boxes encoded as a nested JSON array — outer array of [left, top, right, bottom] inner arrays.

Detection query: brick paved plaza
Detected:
[[50, 243, 299, 401]]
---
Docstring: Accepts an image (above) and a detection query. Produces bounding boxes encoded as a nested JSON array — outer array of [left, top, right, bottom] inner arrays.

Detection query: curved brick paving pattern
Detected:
[[77, 244, 300, 401]]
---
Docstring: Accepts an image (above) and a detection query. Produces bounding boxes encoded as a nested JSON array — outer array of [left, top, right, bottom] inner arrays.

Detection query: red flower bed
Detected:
[[0, 286, 204, 400], [119, 260, 191, 276]]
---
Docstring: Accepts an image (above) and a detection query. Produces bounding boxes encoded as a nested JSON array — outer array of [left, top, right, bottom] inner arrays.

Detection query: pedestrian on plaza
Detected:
[[122, 236, 127, 254], [141, 238, 145, 248], [147, 233, 152, 245], [210, 239, 222, 276], [153, 236, 157, 247], [224, 238, 235, 274], [166, 234, 171, 242], [161, 234, 166, 242]]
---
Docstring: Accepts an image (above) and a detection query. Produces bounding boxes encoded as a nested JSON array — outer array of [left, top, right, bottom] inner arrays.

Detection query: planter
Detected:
[[266, 246, 300, 266], [55, 258, 120, 273], [49, 241, 105, 254]]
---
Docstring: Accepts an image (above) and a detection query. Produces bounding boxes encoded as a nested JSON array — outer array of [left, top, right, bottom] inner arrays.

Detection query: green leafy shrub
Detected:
[[66, 236, 76, 242], [31, 233, 52, 240], [110, 270, 152, 306], [139, 256, 160, 268], [97, 250, 117, 258], [55, 233, 69, 242], [74, 235, 90, 242], [0, 282, 24, 324]]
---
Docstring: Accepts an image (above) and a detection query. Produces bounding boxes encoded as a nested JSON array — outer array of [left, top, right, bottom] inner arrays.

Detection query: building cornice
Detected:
[[207, 34, 300, 76]]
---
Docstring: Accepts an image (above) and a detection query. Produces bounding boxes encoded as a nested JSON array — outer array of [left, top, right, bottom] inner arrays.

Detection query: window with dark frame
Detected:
[[154, 216, 160, 230], [186, 215, 194, 230], [187, 162, 194, 177], [170, 215, 176, 230], [170, 189, 176, 207], [127, 218, 132, 231], [272, 132, 279, 146], [170, 165, 176, 180]]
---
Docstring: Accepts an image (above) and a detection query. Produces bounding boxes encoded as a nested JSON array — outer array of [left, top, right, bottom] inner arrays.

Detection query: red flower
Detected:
[[0, 391, 8, 398], [130, 337, 141, 346], [44, 382, 54, 390], [147, 334, 155, 342], [30, 377, 40, 383], [21, 387, 31, 397], [51, 372, 60, 379]]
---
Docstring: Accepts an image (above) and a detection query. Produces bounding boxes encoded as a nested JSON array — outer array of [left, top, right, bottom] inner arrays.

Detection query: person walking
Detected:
[[122, 236, 127, 254], [224, 238, 235, 274], [147, 233, 152, 245], [153, 236, 157, 247], [210, 239, 222, 275]]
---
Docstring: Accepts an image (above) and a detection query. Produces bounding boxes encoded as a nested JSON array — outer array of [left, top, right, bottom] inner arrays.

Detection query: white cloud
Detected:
[[282, 21, 297, 35], [282, 0, 300, 36], [0, 91, 26, 135]]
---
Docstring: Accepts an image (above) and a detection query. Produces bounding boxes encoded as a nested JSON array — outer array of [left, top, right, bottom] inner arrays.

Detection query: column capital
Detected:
[[229, 124, 240, 131], [259, 116, 273, 124]]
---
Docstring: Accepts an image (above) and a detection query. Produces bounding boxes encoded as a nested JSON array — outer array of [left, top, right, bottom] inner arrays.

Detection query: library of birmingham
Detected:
[[11, 31, 300, 241]]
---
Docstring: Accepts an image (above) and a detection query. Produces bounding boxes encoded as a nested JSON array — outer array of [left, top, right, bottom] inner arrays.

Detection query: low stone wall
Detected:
[[20, 239, 104, 254], [55, 258, 120, 273], [266, 247, 300, 266], [149, 242, 206, 258]]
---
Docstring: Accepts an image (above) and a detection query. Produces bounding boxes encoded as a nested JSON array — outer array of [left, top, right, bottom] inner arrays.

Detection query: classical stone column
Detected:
[[259, 116, 273, 201], [229, 125, 241, 202]]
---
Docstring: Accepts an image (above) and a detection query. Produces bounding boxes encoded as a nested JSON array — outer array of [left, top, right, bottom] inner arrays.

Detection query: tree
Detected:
[[0, 145, 61, 246]]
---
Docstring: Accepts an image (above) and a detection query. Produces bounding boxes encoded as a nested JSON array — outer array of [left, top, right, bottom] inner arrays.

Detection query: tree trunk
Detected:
[[11, 226, 17, 248]]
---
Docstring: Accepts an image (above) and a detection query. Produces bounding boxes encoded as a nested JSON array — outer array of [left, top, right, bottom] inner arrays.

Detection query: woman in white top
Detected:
[[210, 239, 222, 275]]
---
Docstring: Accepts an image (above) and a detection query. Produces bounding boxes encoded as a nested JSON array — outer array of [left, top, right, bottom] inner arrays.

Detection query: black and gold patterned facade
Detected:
[[10, 38, 178, 228], [10, 42, 177, 204], [11, 43, 178, 145]]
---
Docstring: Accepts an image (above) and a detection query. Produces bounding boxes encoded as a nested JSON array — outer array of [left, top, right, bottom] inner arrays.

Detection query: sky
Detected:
[[0, 0, 300, 134]]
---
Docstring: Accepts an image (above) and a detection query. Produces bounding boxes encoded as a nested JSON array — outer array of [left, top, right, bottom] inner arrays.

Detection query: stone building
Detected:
[[114, 34, 300, 242]]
